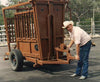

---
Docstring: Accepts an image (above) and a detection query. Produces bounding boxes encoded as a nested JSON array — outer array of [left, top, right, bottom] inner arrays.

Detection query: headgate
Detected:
[[2, 0, 75, 70]]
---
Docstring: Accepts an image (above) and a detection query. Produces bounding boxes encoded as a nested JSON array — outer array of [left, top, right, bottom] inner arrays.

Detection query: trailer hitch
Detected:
[[55, 43, 75, 64]]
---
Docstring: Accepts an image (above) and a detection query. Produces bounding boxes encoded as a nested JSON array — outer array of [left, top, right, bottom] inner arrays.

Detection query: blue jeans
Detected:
[[75, 40, 91, 77]]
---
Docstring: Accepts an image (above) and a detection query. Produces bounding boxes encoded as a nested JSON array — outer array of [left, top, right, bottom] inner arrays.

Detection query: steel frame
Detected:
[[2, 0, 75, 67]]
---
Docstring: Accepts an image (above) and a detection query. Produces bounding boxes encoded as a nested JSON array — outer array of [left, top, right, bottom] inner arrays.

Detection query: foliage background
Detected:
[[0, 0, 100, 25]]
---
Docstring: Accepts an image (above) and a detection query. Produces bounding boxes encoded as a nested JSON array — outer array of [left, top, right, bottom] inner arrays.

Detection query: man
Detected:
[[62, 21, 91, 80]]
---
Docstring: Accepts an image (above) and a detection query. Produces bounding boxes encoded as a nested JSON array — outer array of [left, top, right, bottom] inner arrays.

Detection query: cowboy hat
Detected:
[[62, 21, 74, 28]]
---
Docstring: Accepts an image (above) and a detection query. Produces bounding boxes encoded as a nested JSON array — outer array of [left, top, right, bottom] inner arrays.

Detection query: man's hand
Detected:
[[75, 55, 80, 60]]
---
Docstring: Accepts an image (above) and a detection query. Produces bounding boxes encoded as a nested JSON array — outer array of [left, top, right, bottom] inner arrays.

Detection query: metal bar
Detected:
[[25, 14, 27, 38], [2, 2, 31, 10], [12, 7, 32, 10], [14, 15, 17, 37], [48, 2, 54, 60], [62, 4, 65, 42], [30, 12, 34, 38], [11, 18, 14, 42], [16, 15, 18, 38], [35, 4, 43, 60], [8, 19, 11, 42], [34, 1, 66, 5], [25, 14, 28, 38], [47, 15, 51, 60], [18, 15, 20, 38], [21, 14, 24, 38], [19, 15, 22, 38], [16, 15, 19, 37], [15, 10, 33, 15], [28, 12, 31, 38], [51, 5, 55, 58], [56, 51, 59, 60], [38, 59, 69, 65], [21, 15, 23, 38], [22, 14, 25, 38], [55, 47, 68, 52], [33, 7, 37, 38], [2, 10, 11, 51], [47, 2, 53, 60], [26, 13, 29, 38], [14, 16, 17, 42]]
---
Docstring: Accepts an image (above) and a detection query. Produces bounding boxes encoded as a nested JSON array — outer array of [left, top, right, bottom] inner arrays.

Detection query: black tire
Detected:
[[9, 49, 23, 71]]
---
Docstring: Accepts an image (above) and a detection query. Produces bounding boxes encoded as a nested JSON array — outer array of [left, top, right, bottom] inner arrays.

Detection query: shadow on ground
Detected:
[[23, 61, 76, 74]]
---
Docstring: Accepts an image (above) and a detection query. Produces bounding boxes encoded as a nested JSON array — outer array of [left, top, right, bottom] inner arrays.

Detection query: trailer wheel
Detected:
[[9, 49, 23, 71]]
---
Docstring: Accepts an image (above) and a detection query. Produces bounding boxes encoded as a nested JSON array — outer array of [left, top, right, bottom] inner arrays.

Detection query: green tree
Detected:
[[68, 0, 93, 22], [93, 0, 100, 9], [0, 5, 5, 25]]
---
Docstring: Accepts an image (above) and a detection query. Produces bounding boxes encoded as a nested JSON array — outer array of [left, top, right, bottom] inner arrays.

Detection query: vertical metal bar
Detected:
[[52, 7, 56, 56], [11, 18, 14, 42], [27, 13, 29, 38], [17, 15, 19, 38], [2, 10, 11, 51], [16, 15, 19, 38], [21, 14, 24, 38], [18, 15, 21, 38], [19, 15, 21, 38], [20, 15, 22, 38], [33, 8, 37, 38], [15, 15, 17, 38], [62, 4, 65, 42], [14, 16, 17, 42], [26, 13, 28, 38], [19, 15, 22, 38], [28, 12, 31, 38], [31, 12, 34, 38], [8, 19, 11, 43], [56, 51, 59, 60], [47, 15, 51, 60], [34, 4, 43, 60], [22, 14, 24, 38], [21, 14, 23, 38], [33, 13, 36, 38], [48, 2, 54, 60], [25, 14, 27, 38], [30, 42, 32, 54], [17, 15, 20, 38], [24, 14, 26, 38]]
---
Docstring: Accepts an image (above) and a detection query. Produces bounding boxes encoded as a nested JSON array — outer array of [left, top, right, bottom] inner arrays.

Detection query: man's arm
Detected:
[[67, 40, 74, 48], [75, 44, 80, 60]]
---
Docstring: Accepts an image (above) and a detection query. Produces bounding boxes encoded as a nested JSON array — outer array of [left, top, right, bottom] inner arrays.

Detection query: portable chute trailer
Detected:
[[2, 0, 75, 71]]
